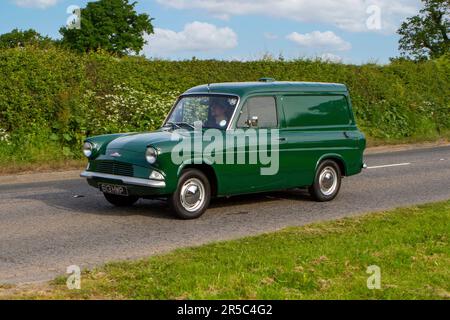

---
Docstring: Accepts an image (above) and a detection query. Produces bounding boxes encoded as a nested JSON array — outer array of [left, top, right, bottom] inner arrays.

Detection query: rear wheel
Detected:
[[309, 160, 342, 202], [169, 169, 211, 219], [103, 193, 139, 207]]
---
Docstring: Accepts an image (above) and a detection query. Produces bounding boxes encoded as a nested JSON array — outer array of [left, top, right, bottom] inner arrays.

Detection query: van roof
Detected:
[[184, 81, 348, 96]]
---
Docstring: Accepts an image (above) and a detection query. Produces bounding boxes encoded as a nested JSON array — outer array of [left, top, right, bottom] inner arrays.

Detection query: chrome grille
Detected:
[[95, 161, 134, 177]]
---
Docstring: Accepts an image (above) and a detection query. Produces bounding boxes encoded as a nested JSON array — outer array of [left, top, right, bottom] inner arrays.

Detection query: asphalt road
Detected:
[[1, 146, 449, 284]]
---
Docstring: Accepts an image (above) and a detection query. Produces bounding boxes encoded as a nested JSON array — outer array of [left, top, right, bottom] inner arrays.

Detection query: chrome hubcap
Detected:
[[319, 166, 338, 196], [180, 178, 205, 212]]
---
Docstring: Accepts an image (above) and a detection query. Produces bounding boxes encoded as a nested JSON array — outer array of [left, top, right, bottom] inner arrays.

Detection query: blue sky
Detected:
[[0, 0, 422, 64]]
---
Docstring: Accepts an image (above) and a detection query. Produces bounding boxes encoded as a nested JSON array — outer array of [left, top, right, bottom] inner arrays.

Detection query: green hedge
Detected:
[[0, 46, 449, 164]]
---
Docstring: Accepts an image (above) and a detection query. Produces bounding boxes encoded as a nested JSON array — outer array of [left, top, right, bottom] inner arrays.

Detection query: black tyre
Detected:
[[309, 160, 342, 202], [169, 169, 211, 219], [103, 193, 139, 207]]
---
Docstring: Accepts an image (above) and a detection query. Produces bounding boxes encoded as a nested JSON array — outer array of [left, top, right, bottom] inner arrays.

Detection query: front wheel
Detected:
[[103, 193, 139, 207], [169, 169, 211, 219], [309, 160, 342, 202]]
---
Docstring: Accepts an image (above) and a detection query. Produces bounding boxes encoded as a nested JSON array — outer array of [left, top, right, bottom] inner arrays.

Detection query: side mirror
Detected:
[[246, 116, 258, 127]]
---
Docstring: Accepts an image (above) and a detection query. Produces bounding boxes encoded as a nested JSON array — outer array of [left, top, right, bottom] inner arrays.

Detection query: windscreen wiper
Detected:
[[174, 122, 195, 130], [164, 122, 181, 130]]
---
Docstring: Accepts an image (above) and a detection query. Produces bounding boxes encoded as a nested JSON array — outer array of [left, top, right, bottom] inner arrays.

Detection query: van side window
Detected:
[[283, 95, 351, 128], [237, 96, 278, 128]]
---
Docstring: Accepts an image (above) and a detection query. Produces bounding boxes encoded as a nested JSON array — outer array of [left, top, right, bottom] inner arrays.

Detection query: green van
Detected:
[[81, 80, 366, 219]]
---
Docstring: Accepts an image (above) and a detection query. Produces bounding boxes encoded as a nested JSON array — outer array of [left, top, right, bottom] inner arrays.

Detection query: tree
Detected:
[[59, 0, 153, 55], [0, 29, 54, 49], [397, 0, 449, 60]]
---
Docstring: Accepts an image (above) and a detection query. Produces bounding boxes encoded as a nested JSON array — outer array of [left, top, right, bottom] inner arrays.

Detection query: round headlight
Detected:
[[146, 147, 158, 164], [83, 142, 93, 158]]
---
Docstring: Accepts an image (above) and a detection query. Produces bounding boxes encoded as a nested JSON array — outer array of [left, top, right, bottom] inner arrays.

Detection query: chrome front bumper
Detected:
[[80, 171, 166, 188]]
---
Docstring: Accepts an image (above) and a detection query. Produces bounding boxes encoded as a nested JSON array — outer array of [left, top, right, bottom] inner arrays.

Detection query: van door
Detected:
[[219, 95, 284, 194]]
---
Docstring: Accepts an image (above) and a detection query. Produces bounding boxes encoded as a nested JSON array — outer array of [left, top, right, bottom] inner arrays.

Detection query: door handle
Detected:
[[278, 137, 287, 142], [344, 131, 357, 139]]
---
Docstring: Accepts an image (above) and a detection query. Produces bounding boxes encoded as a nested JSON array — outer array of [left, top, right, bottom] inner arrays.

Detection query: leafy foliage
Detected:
[[60, 0, 153, 55], [0, 28, 54, 49], [398, 0, 450, 60], [82, 84, 179, 135], [0, 46, 449, 165]]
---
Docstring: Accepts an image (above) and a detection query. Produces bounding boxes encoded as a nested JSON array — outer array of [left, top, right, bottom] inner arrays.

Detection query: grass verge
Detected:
[[0, 159, 85, 176], [1, 201, 449, 300]]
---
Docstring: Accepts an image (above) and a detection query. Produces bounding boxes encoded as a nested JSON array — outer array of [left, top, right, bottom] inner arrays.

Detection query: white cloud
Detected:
[[14, 0, 59, 9], [143, 21, 238, 57], [156, 0, 420, 33], [287, 31, 352, 51], [319, 53, 344, 63]]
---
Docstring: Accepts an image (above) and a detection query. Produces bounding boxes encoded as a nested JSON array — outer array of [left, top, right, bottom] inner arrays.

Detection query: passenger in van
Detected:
[[206, 100, 229, 129]]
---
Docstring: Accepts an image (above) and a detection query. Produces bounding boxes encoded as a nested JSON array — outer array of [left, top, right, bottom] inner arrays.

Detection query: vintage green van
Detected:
[[81, 80, 366, 219]]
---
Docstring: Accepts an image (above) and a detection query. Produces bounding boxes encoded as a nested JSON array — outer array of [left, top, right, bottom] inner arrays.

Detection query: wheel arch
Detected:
[[177, 161, 218, 197], [315, 154, 347, 176]]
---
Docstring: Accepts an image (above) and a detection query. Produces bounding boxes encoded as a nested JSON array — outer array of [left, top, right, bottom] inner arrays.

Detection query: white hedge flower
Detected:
[[0, 128, 11, 145], [81, 84, 180, 134]]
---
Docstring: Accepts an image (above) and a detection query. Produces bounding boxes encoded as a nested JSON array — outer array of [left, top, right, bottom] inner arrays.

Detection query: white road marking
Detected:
[[367, 163, 411, 169]]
